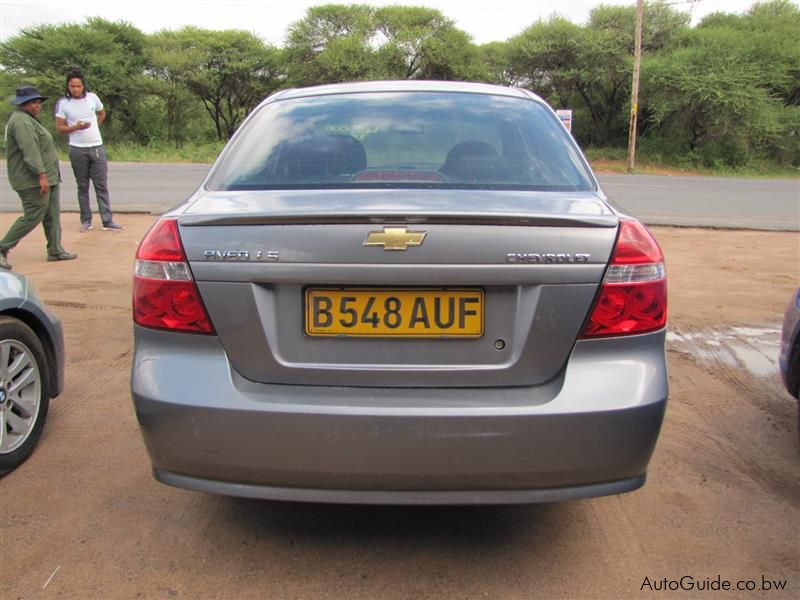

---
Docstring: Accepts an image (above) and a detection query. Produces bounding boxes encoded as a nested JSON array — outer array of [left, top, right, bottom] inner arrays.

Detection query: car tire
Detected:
[[0, 316, 51, 476]]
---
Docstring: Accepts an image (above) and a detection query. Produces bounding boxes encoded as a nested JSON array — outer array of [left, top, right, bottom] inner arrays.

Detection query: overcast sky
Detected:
[[0, 0, 769, 45]]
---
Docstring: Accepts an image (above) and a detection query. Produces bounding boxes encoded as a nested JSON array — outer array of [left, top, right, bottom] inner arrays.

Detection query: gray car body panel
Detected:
[[179, 189, 614, 226], [178, 205, 617, 387], [0, 270, 65, 397], [132, 326, 667, 503], [155, 472, 647, 505]]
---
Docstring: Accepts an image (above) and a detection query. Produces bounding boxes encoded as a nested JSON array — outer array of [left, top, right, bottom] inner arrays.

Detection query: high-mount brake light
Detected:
[[133, 218, 214, 334], [581, 219, 667, 338]]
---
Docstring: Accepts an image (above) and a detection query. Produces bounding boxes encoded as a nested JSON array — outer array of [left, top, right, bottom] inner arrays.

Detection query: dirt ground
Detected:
[[0, 212, 798, 599]]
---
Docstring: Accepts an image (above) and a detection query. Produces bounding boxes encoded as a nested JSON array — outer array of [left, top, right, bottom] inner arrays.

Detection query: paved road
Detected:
[[1, 162, 798, 230], [0, 161, 210, 215], [599, 173, 799, 231]]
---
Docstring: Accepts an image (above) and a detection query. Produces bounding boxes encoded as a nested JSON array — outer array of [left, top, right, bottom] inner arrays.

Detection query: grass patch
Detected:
[[585, 147, 799, 178], [108, 141, 224, 163], [54, 141, 225, 163], [583, 147, 629, 162]]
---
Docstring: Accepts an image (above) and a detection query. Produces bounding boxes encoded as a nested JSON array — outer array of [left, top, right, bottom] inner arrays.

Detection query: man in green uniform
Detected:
[[0, 85, 76, 270]]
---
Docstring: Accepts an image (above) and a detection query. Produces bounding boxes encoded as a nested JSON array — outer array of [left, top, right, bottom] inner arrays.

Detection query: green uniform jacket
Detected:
[[4, 108, 60, 191]]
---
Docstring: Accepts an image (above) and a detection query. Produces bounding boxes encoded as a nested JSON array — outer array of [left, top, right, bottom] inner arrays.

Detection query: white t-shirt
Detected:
[[55, 92, 104, 147]]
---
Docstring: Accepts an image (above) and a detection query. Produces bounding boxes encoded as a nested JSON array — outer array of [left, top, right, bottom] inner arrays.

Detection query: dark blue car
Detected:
[[779, 288, 800, 402]]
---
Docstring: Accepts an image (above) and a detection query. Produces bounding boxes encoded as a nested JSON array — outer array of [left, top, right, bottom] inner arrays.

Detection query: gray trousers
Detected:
[[68, 144, 113, 225]]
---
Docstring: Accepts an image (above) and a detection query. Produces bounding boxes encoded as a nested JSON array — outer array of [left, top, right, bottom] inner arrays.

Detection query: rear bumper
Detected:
[[131, 327, 668, 504], [155, 471, 646, 505]]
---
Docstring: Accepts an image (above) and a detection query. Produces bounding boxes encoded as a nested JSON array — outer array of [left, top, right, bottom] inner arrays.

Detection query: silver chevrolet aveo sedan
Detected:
[[131, 81, 668, 504]]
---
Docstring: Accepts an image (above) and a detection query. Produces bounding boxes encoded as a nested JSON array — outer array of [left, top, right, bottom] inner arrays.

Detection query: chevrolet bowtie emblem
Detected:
[[363, 227, 427, 251]]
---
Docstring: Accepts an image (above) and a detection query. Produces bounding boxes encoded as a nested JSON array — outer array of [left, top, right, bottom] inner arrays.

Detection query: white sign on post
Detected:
[[556, 109, 573, 132]]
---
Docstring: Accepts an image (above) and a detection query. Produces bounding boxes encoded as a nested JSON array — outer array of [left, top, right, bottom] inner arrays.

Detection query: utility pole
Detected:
[[627, 0, 644, 172]]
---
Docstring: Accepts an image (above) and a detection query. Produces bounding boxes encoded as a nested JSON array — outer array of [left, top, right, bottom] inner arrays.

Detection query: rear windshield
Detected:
[[208, 91, 594, 192]]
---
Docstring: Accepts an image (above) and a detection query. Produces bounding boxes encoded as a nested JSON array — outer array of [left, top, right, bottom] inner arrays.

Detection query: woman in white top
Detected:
[[55, 69, 122, 232]]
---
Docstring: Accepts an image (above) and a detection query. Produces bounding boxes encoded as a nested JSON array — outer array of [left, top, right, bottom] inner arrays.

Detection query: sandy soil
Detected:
[[0, 212, 798, 599]]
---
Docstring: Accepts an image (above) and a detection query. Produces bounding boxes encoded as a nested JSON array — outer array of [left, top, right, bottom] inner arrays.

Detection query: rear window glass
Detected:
[[207, 92, 594, 192]]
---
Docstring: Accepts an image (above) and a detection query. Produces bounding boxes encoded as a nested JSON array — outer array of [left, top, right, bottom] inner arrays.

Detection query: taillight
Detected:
[[133, 218, 214, 334], [581, 220, 667, 338]]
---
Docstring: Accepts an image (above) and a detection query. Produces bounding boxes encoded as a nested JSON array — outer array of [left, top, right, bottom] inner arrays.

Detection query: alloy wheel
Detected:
[[0, 339, 42, 454]]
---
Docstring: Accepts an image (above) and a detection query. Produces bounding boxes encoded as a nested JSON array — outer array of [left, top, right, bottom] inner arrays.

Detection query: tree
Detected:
[[640, 0, 800, 166], [146, 31, 204, 146], [285, 4, 483, 85], [0, 18, 150, 142], [507, 17, 584, 103], [508, 2, 690, 147], [641, 26, 788, 166], [478, 42, 521, 87], [588, 1, 690, 53], [373, 6, 482, 80], [700, 0, 800, 107], [581, 1, 689, 145], [285, 4, 378, 86], [159, 28, 284, 140], [508, 17, 624, 144]]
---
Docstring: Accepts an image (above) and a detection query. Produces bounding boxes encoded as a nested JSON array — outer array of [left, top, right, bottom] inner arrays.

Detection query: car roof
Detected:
[[269, 80, 544, 104]]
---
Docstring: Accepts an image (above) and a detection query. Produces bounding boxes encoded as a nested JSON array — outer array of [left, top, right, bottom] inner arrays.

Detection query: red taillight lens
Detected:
[[137, 218, 185, 262], [611, 218, 663, 264], [581, 220, 667, 338], [133, 219, 214, 334]]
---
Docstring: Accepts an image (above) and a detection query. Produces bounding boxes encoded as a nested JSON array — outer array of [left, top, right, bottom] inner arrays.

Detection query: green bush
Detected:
[[103, 141, 224, 163]]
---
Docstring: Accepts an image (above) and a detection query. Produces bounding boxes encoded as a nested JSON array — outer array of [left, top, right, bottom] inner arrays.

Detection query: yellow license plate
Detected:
[[305, 288, 484, 337]]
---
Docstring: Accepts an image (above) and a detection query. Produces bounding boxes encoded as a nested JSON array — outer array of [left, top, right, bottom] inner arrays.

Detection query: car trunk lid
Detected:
[[178, 189, 618, 387]]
